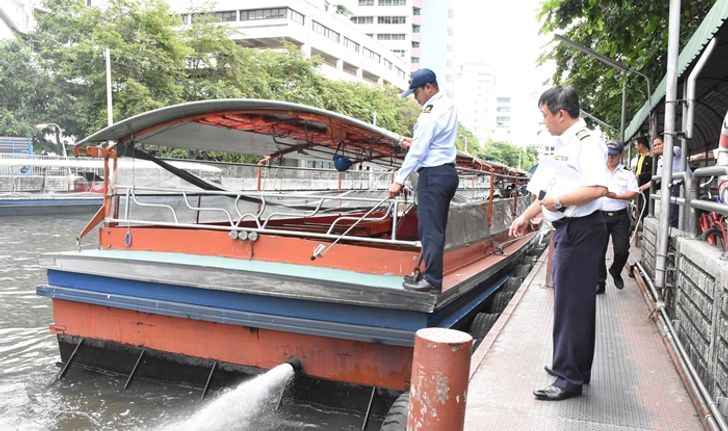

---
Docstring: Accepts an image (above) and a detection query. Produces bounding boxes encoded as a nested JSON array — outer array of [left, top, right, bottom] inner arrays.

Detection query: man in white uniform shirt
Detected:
[[510, 86, 608, 401], [388, 68, 459, 293], [597, 142, 638, 294]]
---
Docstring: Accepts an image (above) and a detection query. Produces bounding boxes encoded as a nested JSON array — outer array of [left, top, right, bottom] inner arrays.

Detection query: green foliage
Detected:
[[0, 0, 441, 151], [476, 140, 538, 170], [539, 0, 714, 136], [456, 124, 480, 153]]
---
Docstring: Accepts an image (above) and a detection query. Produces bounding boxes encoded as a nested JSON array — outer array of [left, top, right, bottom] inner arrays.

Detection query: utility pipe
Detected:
[[686, 38, 717, 140], [655, 0, 681, 291], [634, 261, 727, 431]]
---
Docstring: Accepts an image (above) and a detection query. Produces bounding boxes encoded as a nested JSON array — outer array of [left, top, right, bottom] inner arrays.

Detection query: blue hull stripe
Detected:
[[46, 270, 427, 331]]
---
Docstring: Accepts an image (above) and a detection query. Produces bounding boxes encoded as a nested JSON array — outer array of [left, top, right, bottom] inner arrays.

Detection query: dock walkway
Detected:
[[465, 247, 703, 430]]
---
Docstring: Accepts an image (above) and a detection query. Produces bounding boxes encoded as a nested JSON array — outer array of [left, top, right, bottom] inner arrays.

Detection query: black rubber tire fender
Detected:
[[380, 391, 409, 431]]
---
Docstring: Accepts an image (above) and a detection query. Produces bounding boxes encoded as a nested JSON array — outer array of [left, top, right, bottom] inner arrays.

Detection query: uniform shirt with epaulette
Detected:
[[527, 119, 608, 222], [601, 164, 638, 212], [394, 92, 458, 185]]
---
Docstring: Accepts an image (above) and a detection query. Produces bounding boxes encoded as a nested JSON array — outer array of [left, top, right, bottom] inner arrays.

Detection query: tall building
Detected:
[[168, 0, 408, 89], [453, 63, 494, 146], [419, 0, 455, 98], [341, 0, 421, 72], [0, 1, 36, 40]]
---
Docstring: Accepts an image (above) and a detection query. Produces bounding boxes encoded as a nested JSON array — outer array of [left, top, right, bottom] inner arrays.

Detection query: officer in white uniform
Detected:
[[598, 142, 638, 293], [510, 86, 608, 401], [388, 68, 459, 293]]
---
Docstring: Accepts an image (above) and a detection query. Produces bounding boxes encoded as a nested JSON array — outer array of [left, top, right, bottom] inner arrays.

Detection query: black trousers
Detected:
[[670, 185, 680, 228], [551, 211, 607, 392], [417, 164, 459, 288], [598, 210, 631, 286]]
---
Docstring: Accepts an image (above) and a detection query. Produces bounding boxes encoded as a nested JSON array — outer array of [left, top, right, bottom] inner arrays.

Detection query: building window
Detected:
[[412, 7, 421, 15], [289, 9, 304, 25], [214, 11, 237, 22], [180, 13, 190, 25], [376, 33, 405, 40], [396, 67, 405, 79], [411, 57, 419, 64], [497, 97, 511, 103], [362, 47, 381, 63], [384, 59, 393, 69], [312, 20, 340, 43], [378, 16, 406, 24], [412, 24, 420, 33], [496, 106, 511, 113], [391, 49, 406, 57], [351, 16, 374, 24], [344, 37, 360, 53], [379, 0, 406, 5], [240, 8, 287, 21], [359, 0, 375, 5], [411, 41, 420, 48]]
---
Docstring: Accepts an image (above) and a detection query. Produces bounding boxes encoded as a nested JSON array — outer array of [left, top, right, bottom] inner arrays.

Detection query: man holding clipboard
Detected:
[[509, 86, 608, 401]]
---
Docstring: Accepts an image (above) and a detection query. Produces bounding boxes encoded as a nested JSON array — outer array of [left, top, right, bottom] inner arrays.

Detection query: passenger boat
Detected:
[[0, 154, 222, 216], [36, 99, 540, 394]]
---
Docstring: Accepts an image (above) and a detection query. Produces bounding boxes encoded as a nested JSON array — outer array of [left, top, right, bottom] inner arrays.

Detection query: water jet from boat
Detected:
[[157, 362, 295, 431]]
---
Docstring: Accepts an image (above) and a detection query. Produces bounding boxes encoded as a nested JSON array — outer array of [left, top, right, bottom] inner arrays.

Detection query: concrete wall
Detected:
[[639, 216, 728, 398]]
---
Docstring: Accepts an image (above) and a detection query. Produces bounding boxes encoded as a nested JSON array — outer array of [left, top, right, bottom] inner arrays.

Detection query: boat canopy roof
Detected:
[[77, 99, 527, 177]]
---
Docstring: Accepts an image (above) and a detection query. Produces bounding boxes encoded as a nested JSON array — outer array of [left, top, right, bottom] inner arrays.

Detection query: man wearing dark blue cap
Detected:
[[388, 68, 459, 293], [597, 141, 638, 293]]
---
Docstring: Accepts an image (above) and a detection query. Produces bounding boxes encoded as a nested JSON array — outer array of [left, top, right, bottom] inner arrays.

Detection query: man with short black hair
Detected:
[[597, 142, 638, 294], [389, 68, 459, 293], [510, 86, 608, 401], [633, 136, 652, 224]]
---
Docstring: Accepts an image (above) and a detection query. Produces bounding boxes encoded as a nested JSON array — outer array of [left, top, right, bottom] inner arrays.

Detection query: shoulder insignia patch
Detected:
[[423, 104, 433, 113], [575, 129, 591, 141]]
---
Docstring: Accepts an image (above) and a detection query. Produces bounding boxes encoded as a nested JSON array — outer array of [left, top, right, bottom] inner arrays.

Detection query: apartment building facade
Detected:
[[341, 0, 422, 72]]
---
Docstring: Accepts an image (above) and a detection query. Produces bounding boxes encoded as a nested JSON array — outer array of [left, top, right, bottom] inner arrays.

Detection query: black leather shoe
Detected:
[[610, 269, 624, 289], [544, 365, 557, 377], [403, 277, 440, 293], [596, 283, 605, 295], [533, 384, 581, 401]]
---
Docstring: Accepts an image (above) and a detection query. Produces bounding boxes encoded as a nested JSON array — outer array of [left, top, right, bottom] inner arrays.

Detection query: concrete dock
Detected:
[[465, 247, 704, 430]]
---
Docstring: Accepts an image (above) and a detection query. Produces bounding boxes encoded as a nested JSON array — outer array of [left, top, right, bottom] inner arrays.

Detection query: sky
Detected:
[[453, 0, 553, 91], [450, 0, 556, 146]]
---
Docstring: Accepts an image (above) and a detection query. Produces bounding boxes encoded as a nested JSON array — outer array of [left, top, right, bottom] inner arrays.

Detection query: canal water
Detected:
[[0, 214, 379, 431]]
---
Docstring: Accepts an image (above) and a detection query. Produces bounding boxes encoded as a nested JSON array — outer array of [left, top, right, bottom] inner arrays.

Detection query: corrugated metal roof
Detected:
[[625, 0, 728, 141]]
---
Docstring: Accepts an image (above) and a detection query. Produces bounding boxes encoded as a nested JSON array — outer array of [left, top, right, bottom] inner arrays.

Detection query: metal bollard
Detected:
[[407, 327, 472, 431]]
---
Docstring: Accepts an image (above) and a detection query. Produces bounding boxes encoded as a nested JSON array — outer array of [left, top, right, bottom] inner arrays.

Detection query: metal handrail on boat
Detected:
[[111, 185, 421, 248]]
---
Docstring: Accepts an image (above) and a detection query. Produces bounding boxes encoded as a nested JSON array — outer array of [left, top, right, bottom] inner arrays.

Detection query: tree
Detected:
[[0, 0, 481, 162], [476, 140, 538, 171], [539, 0, 714, 136]]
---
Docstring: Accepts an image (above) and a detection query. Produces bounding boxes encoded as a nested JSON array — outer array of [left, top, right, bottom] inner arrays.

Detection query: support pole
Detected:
[[57, 338, 84, 380], [655, 0, 681, 290], [124, 348, 145, 389], [407, 328, 472, 431], [201, 361, 217, 400]]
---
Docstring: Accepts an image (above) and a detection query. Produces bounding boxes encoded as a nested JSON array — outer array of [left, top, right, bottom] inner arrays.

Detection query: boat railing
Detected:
[[207, 162, 495, 192], [110, 185, 420, 247], [0, 154, 103, 193]]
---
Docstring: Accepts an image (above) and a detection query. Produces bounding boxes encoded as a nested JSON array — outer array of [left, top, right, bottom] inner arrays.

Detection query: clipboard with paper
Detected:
[[529, 155, 580, 217]]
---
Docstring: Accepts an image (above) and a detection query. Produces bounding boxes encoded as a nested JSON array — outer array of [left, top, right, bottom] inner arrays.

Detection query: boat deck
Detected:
[[465, 246, 703, 430]]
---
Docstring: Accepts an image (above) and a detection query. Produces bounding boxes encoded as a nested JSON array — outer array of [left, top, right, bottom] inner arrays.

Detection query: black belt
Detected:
[[551, 210, 602, 229], [601, 208, 627, 217]]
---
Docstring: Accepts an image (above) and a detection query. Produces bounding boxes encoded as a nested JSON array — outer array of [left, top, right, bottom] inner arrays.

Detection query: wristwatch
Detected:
[[553, 195, 563, 210]]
